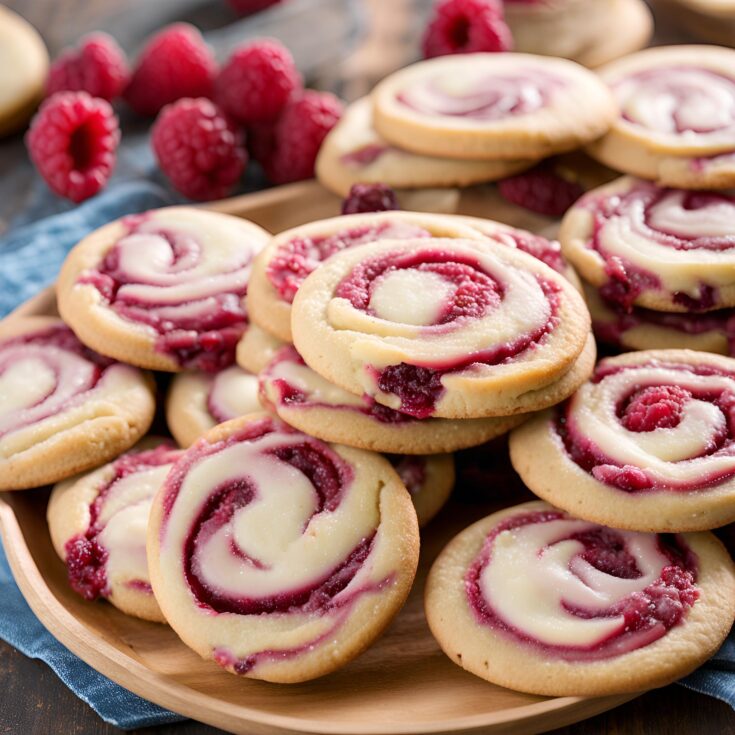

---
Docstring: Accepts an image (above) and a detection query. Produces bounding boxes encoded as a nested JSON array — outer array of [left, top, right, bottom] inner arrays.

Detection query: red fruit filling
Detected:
[[341, 183, 399, 215], [620, 385, 691, 432], [498, 164, 584, 217]]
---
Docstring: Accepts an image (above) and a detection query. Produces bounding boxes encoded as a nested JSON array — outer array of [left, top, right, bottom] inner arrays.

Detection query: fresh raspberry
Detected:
[[151, 98, 247, 201], [264, 90, 343, 184], [422, 0, 512, 58], [47, 32, 129, 101], [341, 184, 399, 214], [26, 91, 120, 203], [228, 0, 283, 15], [498, 163, 585, 217], [621, 385, 691, 432], [125, 23, 217, 117], [215, 40, 302, 126]]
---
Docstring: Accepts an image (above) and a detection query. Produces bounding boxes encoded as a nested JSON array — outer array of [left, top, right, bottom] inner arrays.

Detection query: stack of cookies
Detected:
[[316, 51, 617, 206], [567, 45, 735, 356]]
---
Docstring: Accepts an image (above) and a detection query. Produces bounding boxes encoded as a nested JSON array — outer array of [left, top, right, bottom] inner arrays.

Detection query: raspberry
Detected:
[[422, 0, 512, 58], [26, 91, 120, 203], [264, 90, 343, 184], [47, 32, 129, 101], [228, 0, 283, 15], [151, 98, 247, 201], [621, 385, 691, 432], [215, 40, 302, 126], [498, 163, 585, 217], [341, 184, 399, 214], [125, 23, 217, 117]]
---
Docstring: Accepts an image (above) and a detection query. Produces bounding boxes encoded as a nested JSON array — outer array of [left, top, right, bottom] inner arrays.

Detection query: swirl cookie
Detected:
[[510, 350, 735, 531], [57, 207, 271, 372], [0, 317, 155, 491], [147, 414, 419, 682], [315, 97, 533, 197], [425, 500, 735, 696], [247, 211, 485, 342], [389, 453, 453, 527], [561, 177, 735, 313], [585, 282, 735, 356], [259, 346, 525, 454], [292, 238, 594, 419], [371, 53, 617, 161], [505, 0, 652, 68], [166, 366, 262, 447], [48, 442, 182, 622], [236, 322, 288, 374], [588, 46, 735, 189]]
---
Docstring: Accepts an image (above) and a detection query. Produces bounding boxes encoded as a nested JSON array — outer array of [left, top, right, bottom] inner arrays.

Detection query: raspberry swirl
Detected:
[[561, 177, 735, 312], [466, 510, 698, 658], [149, 415, 419, 681], [60, 207, 270, 372]]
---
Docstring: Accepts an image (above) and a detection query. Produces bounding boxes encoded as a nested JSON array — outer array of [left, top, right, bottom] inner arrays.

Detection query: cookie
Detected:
[[235, 322, 288, 374], [0, 6, 48, 137], [166, 365, 262, 447], [505, 0, 652, 69], [371, 53, 617, 161], [147, 414, 419, 683], [315, 97, 534, 197], [510, 349, 735, 531], [0, 316, 155, 491], [586, 282, 735, 356], [247, 211, 486, 342], [425, 500, 735, 696], [47, 441, 182, 623], [560, 176, 735, 312], [292, 237, 594, 419], [587, 46, 735, 189], [388, 453, 453, 527], [259, 345, 525, 454], [57, 207, 271, 372]]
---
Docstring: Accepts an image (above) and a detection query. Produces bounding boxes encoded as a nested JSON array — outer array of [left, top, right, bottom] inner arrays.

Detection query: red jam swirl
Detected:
[[466, 511, 699, 660]]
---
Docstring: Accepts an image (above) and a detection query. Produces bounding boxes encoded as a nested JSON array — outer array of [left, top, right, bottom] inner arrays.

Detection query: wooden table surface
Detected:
[[1, 1, 734, 733]]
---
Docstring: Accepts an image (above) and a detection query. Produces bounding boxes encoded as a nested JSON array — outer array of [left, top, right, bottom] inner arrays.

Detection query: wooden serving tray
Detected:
[[0, 181, 635, 735]]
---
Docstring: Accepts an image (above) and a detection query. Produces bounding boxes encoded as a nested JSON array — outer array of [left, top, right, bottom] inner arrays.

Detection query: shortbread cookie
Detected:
[[292, 237, 593, 419], [505, 0, 652, 69], [0, 6, 48, 137], [247, 211, 485, 342], [48, 441, 182, 622], [371, 53, 617, 161], [588, 46, 735, 189], [586, 283, 735, 355], [511, 350, 735, 531], [235, 322, 287, 374], [388, 453, 453, 527], [259, 346, 525, 454], [426, 500, 735, 696], [0, 317, 155, 491], [315, 97, 534, 197], [57, 207, 271, 372], [561, 177, 735, 312], [147, 414, 419, 683], [166, 366, 262, 447]]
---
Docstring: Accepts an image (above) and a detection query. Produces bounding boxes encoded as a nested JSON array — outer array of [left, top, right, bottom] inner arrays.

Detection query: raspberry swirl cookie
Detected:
[[57, 207, 271, 372], [236, 323, 288, 374], [510, 350, 735, 531], [48, 441, 182, 622], [247, 211, 485, 342], [371, 53, 617, 161], [292, 238, 594, 420], [588, 46, 735, 189], [315, 97, 533, 197], [426, 500, 735, 696], [560, 177, 735, 313], [166, 366, 262, 447], [388, 453, 454, 527], [0, 317, 155, 491], [148, 414, 419, 682], [259, 346, 525, 454]]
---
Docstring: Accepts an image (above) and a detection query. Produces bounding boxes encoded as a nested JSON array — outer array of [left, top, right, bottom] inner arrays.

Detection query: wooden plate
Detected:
[[0, 181, 636, 735]]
